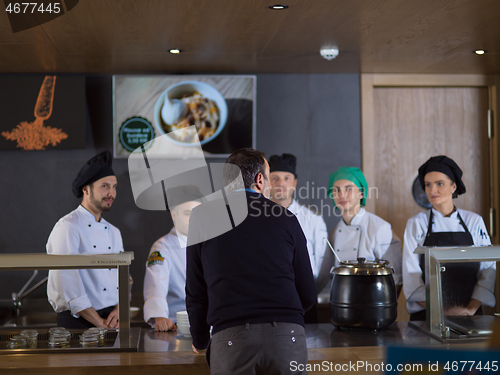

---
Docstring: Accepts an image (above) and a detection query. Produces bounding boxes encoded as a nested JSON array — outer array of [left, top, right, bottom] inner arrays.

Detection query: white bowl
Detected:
[[129, 307, 140, 319], [154, 81, 228, 146], [177, 323, 191, 336]]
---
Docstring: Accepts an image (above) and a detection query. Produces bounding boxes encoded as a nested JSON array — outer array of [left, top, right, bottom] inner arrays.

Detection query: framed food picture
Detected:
[[113, 75, 256, 158]]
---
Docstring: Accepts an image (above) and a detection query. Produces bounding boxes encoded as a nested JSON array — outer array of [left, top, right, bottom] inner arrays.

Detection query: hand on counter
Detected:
[[77, 305, 120, 328], [154, 317, 177, 332], [105, 305, 120, 328], [445, 299, 481, 316], [192, 344, 206, 354], [415, 299, 481, 317]]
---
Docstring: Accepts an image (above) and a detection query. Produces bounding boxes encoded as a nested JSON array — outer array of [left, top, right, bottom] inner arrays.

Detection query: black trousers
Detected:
[[208, 322, 307, 375], [57, 306, 115, 329]]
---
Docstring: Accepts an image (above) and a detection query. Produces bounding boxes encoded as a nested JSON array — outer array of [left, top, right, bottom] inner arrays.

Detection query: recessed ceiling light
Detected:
[[474, 49, 486, 55], [269, 5, 289, 10], [169, 49, 181, 54]]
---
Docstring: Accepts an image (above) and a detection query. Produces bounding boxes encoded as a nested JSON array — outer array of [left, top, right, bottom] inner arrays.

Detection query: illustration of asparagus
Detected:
[[1, 76, 68, 150]]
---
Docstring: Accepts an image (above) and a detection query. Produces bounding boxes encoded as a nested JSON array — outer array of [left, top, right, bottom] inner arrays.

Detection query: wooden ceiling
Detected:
[[0, 0, 499, 74]]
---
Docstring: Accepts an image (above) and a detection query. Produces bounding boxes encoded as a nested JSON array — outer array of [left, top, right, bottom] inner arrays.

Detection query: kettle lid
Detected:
[[332, 257, 394, 276]]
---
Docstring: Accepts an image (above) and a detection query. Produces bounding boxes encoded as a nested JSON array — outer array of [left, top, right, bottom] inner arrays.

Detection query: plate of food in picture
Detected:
[[154, 81, 228, 146]]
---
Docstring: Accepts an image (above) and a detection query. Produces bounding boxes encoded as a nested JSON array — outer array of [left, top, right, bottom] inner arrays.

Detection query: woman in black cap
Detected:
[[402, 156, 496, 321]]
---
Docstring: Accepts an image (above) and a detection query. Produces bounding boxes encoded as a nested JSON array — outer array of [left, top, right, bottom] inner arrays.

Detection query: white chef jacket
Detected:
[[315, 207, 402, 292], [46, 205, 124, 316], [332, 207, 401, 283], [287, 199, 328, 279], [143, 228, 187, 326], [403, 208, 496, 314]]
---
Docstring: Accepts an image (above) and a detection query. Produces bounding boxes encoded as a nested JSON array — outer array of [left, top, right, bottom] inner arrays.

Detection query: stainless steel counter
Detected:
[[0, 327, 141, 354], [0, 252, 135, 349], [306, 322, 453, 348], [0, 322, 491, 375], [138, 322, 483, 352]]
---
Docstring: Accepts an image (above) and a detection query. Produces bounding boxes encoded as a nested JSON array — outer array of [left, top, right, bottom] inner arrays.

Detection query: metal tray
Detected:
[[445, 315, 496, 336], [0, 327, 141, 354]]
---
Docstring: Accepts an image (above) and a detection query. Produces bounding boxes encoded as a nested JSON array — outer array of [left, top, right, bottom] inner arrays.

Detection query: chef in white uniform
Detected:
[[47, 150, 124, 329], [403, 156, 496, 320], [268, 153, 328, 280], [268, 154, 327, 323], [316, 167, 402, 294], [143, 185, 203, 332]]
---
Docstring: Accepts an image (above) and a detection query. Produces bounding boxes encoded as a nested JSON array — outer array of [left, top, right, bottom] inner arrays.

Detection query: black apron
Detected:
[[410, 209, 480, 321]]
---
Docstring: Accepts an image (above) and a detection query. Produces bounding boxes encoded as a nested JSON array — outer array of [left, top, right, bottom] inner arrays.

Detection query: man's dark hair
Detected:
[[224, 148, 267, 189]]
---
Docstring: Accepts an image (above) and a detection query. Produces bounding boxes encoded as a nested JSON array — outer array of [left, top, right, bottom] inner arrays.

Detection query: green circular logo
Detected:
[[119, 117, 154, 152]]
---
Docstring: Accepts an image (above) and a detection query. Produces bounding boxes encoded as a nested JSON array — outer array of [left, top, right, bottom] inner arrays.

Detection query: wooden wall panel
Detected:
[[362, 76, 496, 320], [371, 87, 490, 241]]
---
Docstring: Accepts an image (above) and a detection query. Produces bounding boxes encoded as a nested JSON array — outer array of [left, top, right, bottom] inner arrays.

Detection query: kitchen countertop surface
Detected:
[[0, 322, 493, 375], [142, 322, 485, 352]]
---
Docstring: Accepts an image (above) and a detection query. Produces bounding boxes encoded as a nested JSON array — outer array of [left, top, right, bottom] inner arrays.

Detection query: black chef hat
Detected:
[[418, 155, 466, 197], [72, 150, 115, 198], [166, 185, 205, 210], [269, 153, 297, 177]]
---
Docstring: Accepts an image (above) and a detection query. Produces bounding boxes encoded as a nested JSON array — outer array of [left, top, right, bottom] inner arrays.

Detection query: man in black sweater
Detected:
[[186, 148, 317, 374]]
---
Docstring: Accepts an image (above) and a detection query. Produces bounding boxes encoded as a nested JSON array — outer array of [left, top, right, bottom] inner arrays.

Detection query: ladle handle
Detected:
[[324, 237, 342, 265]]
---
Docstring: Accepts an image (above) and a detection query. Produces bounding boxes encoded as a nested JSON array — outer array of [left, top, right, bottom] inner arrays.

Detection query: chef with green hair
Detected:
[[316, 167, 402, 294]]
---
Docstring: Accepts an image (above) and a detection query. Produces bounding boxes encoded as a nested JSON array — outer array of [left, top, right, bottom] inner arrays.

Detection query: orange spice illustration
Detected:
[[1, 76, 68, 150]]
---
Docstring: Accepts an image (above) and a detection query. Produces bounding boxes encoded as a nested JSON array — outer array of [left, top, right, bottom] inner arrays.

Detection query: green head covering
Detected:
[[328, 167, 368, 208]]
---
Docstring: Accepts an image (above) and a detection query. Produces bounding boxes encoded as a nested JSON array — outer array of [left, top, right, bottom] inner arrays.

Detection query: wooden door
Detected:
[[371, 86, 490, 241], [361, 75, 497, 320]]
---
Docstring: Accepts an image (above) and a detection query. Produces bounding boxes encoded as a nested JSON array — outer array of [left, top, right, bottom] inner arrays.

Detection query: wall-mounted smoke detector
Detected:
[[320, 47, 339, 60]]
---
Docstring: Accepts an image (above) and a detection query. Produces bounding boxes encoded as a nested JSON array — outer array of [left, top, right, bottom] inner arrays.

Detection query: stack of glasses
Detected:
[[6, 335, 27, 349], [48, 327, 71, 348], [88, 327, 106, 346], [79, 327, 106, 347], [20, 330, 39, 349]]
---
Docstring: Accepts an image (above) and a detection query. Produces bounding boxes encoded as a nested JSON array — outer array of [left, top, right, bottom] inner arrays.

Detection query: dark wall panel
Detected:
[[0, 74, 361, 307], [256, 74, 361, 230]]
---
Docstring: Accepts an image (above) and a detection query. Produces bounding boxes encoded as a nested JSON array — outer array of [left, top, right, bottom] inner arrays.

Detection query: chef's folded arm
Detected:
[[473, 262, 497, 307]]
